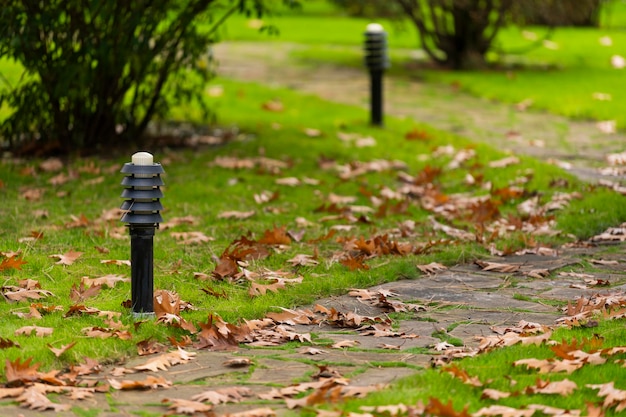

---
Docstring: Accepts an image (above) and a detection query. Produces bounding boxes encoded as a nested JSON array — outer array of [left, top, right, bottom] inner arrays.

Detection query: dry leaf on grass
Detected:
[[81, 274, 129, 288], [474, 405, 535, 417], [481, 388, 511, 400], [48, 342, 77, 358], [224, 407, 277, 417], [3, 288, 54, 302], [15, 326, 53, 337], [0, 256, 27, 271], [49, 250, 83, 265], [100, 259, 131, 266], [526, 378, 577, 395]]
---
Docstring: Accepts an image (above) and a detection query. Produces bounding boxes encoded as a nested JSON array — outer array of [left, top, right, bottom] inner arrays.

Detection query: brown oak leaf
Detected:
[[49, 250, 83, 265]]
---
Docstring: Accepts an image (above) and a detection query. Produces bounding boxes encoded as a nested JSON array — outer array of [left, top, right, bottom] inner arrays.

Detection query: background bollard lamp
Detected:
[[364, 23, 390, 126], [120, 152, 164, 316]]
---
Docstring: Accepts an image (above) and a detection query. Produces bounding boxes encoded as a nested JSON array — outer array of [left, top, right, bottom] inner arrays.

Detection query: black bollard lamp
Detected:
[[120, 152, 164, 316], [364, 23, 390, 126]]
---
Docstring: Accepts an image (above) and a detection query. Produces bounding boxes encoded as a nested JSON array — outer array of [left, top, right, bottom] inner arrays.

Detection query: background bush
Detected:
[[0, 0, 297, 155]]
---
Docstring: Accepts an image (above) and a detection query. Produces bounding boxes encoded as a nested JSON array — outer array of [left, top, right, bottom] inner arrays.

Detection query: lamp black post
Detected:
[[364, 23, 390, 126], [120, 152, 164, 316]]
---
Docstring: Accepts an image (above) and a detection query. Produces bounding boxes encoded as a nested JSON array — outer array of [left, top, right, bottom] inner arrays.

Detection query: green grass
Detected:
[[334, 319, 626, 417], [1, 77, 624, 378], [215, 0, 626, 130]]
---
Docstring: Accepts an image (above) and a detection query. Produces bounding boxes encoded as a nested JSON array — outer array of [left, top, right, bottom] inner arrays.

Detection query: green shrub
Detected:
[[0, 0, 296, 154]]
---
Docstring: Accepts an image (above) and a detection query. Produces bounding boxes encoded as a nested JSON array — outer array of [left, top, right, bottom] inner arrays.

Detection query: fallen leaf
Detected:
[[70, 282, 102, 301], [0, 338, 20, 349], [287, 254, 319, 267], [49, 250, 83, 265], [14, 326, 53, 337], [47, 342, 77, 358], [416, 262, 447, 274], [299, 347, 327, 355], [5, 357, 41, 385], [474, 405, 534, 417], [0, 256, 27, 271], [133, 348, 196, 372], [108, 375, 172, 390], [218, 211, 256, 220], [481, 388, 511, 400], [4, 288, 54, 302], [475, 260, 521, 273], [225, 407, 277, 417], [331, 340, 360, 349], [101, 259, 131, 266], [262, 99, 284, 112], [162, 398, 213, 414], [526, 378, 577, 396], [17, 384, 71, 412], [223, 358, 252, 368], [170, 231, 214, 245], [81, 274, 129, 288], [378, 343, 401, 350]]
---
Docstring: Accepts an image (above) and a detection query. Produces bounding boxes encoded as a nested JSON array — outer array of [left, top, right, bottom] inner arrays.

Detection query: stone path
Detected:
[[214, 42, 626, 183], [5, 42, 626, 417], [5, 245, 626, 417]]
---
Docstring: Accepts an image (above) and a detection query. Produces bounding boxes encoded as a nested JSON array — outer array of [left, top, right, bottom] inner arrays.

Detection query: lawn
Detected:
[[219, 0, 626, 130], [1, 1, 626, 415]]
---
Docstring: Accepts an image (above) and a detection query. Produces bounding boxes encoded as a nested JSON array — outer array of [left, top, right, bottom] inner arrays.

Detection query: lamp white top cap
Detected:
[[132, 152, 154, 166], [366, 23, 384, 33]]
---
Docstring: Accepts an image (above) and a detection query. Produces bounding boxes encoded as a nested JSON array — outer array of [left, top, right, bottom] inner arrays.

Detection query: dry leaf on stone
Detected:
[[223, 358, 252, 368], [416, 262, 448, 274], [590, 259, 619, 265], [133, 347, 196, 372], [475, 260, 521, 273], [192, 387, 254, 404], [162, 398, 213, 414], [331, 340, 360, 349], [378, 343, 401, 350], [16, 384, 71, 412], [299, 347, 327, 355], [108, 375, 172, 390], [525, 269, 550, 279], [434, 341, 456, 351]]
